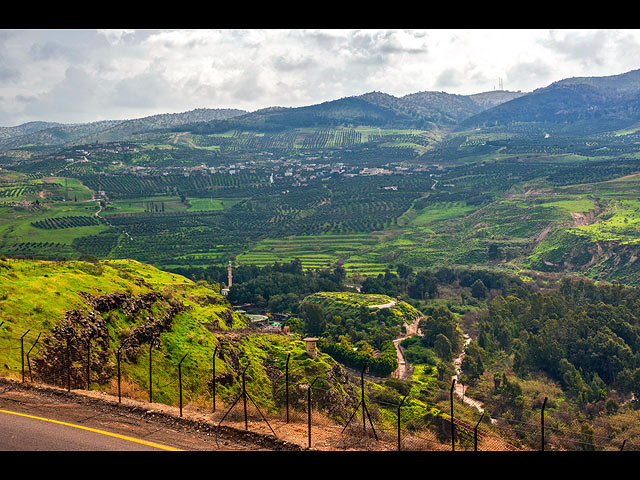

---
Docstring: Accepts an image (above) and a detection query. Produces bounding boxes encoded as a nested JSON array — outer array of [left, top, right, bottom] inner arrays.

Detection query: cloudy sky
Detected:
[[1, 29, 640, 126]]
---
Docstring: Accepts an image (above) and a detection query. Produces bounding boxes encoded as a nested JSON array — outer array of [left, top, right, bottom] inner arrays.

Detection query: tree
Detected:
[[488, 244, 501, 260], [420, 306, 461, 352], [396, 263, 413, 279], [434, 333, 452, 360], [471, 279, 488, 299], [301, 302, 326, 336]]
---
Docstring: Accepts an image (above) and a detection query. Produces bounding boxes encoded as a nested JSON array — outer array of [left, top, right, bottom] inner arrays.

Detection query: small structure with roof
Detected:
[[303, 337, 319, 358]]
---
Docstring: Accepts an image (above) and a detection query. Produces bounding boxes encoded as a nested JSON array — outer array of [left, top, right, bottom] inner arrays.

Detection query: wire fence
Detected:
[[0, 325, 638, 451]]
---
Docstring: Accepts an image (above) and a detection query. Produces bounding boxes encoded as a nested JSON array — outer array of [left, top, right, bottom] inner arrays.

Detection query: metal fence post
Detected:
[[212, 345, 218, 413], [149, 335, 156, 404], [20, 329, 31, 382], [450, 379, 456, 451], [307, 377, 319, 449], [178, 353, 188, 417], [541, 396, 547, 451], [116, 341, 126, 403], [26, 333, 41, 382], [243, 369, 248, 431], [398, 395, 408, 451], [474, 412, 485, 451], [66, 337, 71, 392], [361, 364, 367, 433], [86, 334, 92, 390], [286, 353, 291, 423]]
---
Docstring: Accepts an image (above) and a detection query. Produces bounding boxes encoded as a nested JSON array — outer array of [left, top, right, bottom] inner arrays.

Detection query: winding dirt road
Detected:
[[391, 316, 422, 380]]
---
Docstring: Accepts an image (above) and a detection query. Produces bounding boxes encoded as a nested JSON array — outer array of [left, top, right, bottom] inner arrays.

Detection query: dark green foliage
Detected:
[[400, 335, 438, 365], [419, 306, 462, 354], [478, 277, 640, 405], [31, 215, 101, 229], [319, 337, 398, 377], [300, 302, 326, 336], [461, 340, 485, 379], [361, 268, 438, 301], [470, 279, 488, 299]]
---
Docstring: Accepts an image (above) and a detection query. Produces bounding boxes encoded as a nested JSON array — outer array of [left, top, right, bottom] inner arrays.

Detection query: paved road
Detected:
[[0, 408, 177, 451]]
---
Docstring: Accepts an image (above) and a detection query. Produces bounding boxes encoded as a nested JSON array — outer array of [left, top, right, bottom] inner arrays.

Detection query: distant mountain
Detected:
[[74, 108, 246, 144], [467, 90, 527, 109], [549, 68, 640, 98], [193, 89, 525, 132], [400, 90, 526, 124], [0, 108, 246, 151], [0, 120, 122, 150], [461, 69, 640, 133], [227, 92, 430, 129], [7, 68, 640, 149], [0, 121, 66, 141]]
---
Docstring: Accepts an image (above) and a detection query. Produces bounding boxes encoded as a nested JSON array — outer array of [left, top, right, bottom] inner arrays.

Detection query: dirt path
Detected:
[[391, 316, 422, 380], [368, 300, 396, 309], [451, 334, 495, 423]]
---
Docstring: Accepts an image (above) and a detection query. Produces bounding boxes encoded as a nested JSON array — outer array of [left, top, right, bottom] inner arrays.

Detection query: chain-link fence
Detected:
[[1, 326, 638, 451]]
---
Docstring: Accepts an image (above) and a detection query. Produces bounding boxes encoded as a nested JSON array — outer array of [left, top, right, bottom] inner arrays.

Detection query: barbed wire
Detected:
[[1, 327, 638, 451]]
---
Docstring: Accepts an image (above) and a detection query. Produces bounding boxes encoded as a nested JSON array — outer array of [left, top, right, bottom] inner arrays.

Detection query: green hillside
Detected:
[[0, 257, 349, 411]]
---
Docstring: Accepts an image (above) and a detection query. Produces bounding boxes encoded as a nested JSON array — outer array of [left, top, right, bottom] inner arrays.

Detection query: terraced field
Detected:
[[236, 233, 390, 274]]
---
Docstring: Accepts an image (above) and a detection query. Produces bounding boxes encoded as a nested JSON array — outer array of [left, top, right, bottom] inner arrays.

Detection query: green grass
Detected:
[[0, 202, 108, 247], [0, 257, 367, 416], [103, 196, 189, 215], [237, 233, 384, 271], [400, 201, 478, 227], [186, 197, 243, 212]]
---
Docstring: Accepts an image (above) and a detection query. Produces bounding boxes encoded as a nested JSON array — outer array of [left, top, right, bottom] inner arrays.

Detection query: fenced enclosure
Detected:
[[0, 325, 637, 451]]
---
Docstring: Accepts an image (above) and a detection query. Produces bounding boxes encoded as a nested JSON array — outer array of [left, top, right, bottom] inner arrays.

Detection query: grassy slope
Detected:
[[304, 291, 423, 324], [0, 257, 354, 413]]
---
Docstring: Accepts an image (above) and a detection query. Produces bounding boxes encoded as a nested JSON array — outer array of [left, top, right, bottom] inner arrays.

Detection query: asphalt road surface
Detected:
[[0, 378, 298, 452], [0, 408, 177, 451]]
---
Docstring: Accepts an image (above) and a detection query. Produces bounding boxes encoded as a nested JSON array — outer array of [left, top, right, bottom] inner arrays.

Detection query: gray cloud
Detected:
[[0, 60, 20, 84], [540, 30, 610, 67], [28, 41, 85, 63], [2, 29, 639, 126], [506, 61, 553, 90], [435, 68, 464, 89], [271, 54, 317, 72]]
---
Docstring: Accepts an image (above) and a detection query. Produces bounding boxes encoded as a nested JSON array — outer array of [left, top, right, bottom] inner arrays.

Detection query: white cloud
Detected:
[[1, 29, 640, 125]]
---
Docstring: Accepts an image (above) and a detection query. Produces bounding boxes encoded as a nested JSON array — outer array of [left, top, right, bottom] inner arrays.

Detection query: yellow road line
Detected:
[[0, 408, 182, 451]]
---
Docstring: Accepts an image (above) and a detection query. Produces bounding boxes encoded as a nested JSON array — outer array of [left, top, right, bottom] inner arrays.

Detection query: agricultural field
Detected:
[[236, 233, 384, 271], [2, 123, 640, 286]]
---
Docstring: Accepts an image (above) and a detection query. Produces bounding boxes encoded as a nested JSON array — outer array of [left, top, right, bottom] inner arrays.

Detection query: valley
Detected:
[[3, 67, 640, 450]]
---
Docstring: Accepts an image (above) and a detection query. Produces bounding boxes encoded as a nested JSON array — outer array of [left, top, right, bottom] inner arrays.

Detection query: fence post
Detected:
[[450, 379, 456, 451], [178, 353, 188, 417], [86, 334, 92, 390], [361, 364, 367, 434], [243, 368, 248, 431], [20, 329, 31, 383], [66, 337, 71, 392], [149, 335, 156, 404], [307, 377, 319, 449], [116, 341, 127, 403], [398, 395, 408, 451], [26, 333, 41, 382], [286, 353, 291, 423], [541, 396, 547, 451], [212, 345, 218, 413], [474, 411, 485, 452]]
